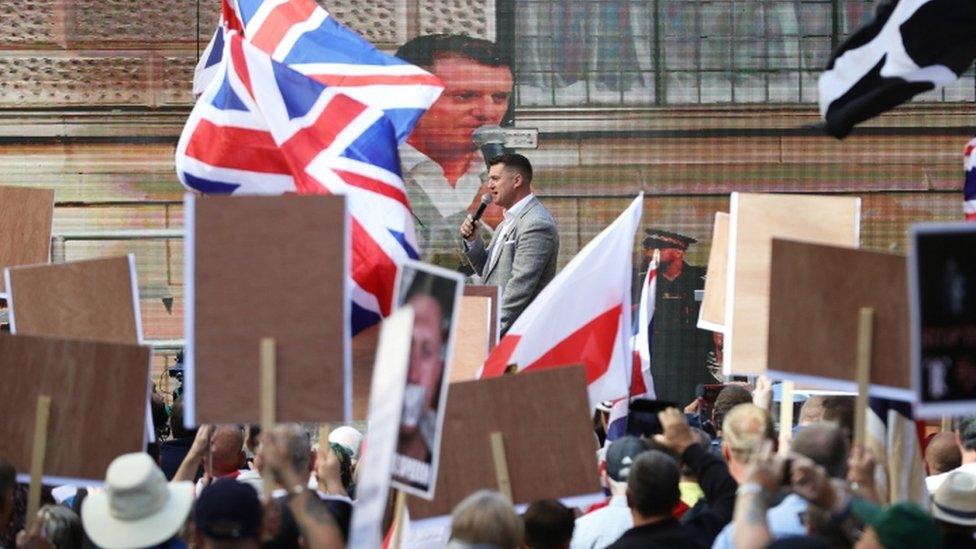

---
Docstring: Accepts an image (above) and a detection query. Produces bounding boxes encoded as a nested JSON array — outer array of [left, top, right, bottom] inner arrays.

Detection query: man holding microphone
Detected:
[[460, 153, 559, 334]]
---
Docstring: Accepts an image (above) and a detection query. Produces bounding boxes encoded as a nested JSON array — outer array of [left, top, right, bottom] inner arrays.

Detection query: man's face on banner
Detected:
[[412, 54, 513, 153], [405, 294, 446, 423]]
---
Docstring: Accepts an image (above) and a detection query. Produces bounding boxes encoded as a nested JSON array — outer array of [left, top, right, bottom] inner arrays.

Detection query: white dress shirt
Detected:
[[488, 193, 535, 267]]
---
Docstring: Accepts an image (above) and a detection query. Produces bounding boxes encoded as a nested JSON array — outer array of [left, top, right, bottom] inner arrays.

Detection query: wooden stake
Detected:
[[27, 395, 51, 530], [389, 489, 407, 549], [778, 381, 794, 456], [260, 338, 276, 497], [490, 431, 512, 501], [854, 307, 874, 448], [941, 415, 953, 433]]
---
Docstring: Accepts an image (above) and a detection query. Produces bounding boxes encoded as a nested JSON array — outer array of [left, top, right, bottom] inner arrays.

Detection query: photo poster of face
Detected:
[[910, 222, 976, 417], [390, 259, 465, 499]]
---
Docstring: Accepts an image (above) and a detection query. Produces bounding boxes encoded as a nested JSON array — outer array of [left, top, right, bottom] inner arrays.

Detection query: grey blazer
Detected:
[[464, 196, 559, 334]]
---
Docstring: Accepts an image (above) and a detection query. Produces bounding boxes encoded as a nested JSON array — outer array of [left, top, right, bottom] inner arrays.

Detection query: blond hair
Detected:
[[721, 403, 774, 463]]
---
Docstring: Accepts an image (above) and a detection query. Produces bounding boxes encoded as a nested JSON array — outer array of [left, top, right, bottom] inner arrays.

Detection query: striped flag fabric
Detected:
[[629, 255, 657, 398], [178, 31, 421, 333], [480, 195, 644, 408], [867, 397, 930, 506], [818, 0, 976, 139], [605, 397, 630, 443], [964, 137, 976, 220], [193, 0, 442, 142]]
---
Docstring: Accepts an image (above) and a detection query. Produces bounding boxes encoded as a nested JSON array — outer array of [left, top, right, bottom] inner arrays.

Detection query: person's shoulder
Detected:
[[522, 199, 557, 229]]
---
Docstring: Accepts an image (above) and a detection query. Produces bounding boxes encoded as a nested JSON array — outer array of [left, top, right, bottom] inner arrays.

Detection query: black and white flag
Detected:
[[819, 0, 976, 139]]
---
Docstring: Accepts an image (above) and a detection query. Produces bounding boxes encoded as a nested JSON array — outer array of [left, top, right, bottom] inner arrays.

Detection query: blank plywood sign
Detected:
[[187, 194, 347, 424], [767, 239, 911, 399], [0, 333, 151, 483], [407, 367, 601, 519], [6, 256, 140, 344], [698, 212, 728, 332], [725, 193, 860, 375], [0, 186, 54, 292]]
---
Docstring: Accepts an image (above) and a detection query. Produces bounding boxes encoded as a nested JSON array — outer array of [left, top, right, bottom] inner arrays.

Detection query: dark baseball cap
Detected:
[[195, 479, 262, 541], [852, 500, 941, 549], [605, 436, 649, 482]]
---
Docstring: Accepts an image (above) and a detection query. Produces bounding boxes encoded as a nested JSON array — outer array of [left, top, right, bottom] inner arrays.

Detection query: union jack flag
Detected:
[[179, 0, 442, 334], [193, 0, 442, 141], [629, 255, 657, 398], [965, 137, 976, 221]]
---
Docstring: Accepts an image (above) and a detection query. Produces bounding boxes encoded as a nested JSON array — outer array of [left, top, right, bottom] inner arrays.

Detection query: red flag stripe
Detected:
[[280, 94, 369, 168], [522, 304, 622, 384], [307, 73, 445, 88], [229, 34, 255, 100], [187, 120, 292, 174], [349, 217, 396, 317], [333, 169, 410, 210], [248, 0, 319, 53]]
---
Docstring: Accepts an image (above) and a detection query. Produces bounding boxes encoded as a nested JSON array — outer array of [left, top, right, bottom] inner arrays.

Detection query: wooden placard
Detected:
[[449, 296, 491, 382], [463, 285, 500, 349], [186, 194, 347, 424], [725, 193, 860, 375], [0, 333, 151, 483], [6, 256, 141, 344], [767, 239, 911, 399], [406, 366, 601, 520], [0, 186, 54, 292], [698, 212, 728, 332], [352, 285, 498, 418]]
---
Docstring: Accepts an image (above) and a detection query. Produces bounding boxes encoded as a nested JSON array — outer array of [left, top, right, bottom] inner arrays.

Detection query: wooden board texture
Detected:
[[0, 333, 150, 482], [7, 256, 139, 344], [192, 195, 346, 423], [0, 186, 54, 291], [698, 212, 728, 331], [725, 193, 859, 375], [767, 239, 910, 393], [406, 366, 600, 519]]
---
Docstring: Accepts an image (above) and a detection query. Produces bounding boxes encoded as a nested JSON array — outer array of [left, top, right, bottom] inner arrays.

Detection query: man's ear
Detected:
[[722, 441, 731, 462]]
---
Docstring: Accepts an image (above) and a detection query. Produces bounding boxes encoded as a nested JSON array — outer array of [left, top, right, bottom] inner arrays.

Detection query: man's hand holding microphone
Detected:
[[460, 193, 492, 242]]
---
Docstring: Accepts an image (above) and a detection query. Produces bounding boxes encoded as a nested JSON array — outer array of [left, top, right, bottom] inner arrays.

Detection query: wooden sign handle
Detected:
[[27, 395, 51, 530], [854, 308, 874, 448], [260, 338, 276, 496], [389, 489, 407, 549], [778, 381, 794, 456], [490, 431, 512, 501]]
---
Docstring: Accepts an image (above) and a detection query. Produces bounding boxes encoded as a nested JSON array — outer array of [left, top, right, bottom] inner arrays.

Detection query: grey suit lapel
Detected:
[[484, 197, 539, 280]]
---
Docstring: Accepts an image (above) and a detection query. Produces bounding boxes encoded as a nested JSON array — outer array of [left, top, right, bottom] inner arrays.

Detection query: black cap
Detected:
[[195, 479, 262, 541], [642, 228, 697, 251], [605, 436, 649, 482]]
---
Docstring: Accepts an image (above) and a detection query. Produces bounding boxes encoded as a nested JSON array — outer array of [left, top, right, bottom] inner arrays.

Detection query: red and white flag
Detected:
[[481, 195, 644, 408], [629, 254, 656, 398]]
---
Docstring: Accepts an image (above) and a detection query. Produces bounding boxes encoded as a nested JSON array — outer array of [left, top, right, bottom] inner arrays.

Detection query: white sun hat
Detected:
[[931, 469, 976, 527], [328, 426, 364, 460], [81, 453, 194, 548]]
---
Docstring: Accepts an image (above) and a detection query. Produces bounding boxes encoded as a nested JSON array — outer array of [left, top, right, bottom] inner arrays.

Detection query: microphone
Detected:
[[472, 125, 507, 166], [472, 193, 492, 223]]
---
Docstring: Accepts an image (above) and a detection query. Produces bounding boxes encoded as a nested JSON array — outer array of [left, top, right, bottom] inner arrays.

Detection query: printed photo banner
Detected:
[[910, 222, 976, 417], [390, 260, 465, 500]]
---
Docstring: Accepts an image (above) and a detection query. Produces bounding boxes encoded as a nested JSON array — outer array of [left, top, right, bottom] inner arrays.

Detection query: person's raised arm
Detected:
[[172, 424, 213, 483]]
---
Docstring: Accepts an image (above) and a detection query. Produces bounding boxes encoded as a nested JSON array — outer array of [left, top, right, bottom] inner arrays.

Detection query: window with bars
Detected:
[[508, 0, 976, 107]]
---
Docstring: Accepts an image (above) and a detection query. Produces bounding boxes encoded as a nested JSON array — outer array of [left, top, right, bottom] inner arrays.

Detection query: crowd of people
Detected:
[[2, 382, 975, 549]]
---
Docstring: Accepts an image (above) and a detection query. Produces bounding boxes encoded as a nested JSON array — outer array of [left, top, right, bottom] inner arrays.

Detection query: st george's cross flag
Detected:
[[481, 195, 644, 408], [193, 0, 442, 142], [818, 0, 976, 139], [179, 31, 422, 333]]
